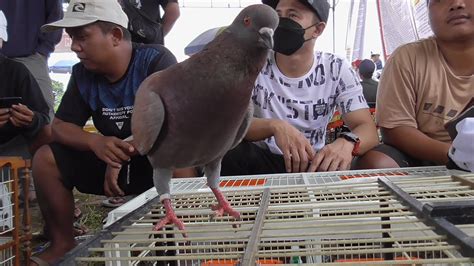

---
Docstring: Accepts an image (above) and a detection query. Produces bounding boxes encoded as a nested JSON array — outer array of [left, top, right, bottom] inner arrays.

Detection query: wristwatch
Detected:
[[338, 132, 361, 156]]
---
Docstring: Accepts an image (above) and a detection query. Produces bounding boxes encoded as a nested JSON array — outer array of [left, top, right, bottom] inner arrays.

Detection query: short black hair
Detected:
[[358, 59, 375, 79], [95, 21, 131, 41]]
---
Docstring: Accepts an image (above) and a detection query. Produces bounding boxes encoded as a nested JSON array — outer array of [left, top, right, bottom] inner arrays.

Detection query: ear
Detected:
[[110, 27, 124, 46], [312, 22, 326, 39]]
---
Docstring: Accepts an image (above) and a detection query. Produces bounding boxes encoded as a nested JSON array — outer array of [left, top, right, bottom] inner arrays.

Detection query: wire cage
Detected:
[[62, 167, 474, 265], [0, 157, 32, 266]]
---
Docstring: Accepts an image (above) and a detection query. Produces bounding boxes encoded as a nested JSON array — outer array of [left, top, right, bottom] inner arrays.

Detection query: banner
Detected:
[[377, 0, 433, 59], [352, 0, 368, 62]]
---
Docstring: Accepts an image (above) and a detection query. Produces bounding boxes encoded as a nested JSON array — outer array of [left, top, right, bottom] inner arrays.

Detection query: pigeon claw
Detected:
[[153, 214, 188, 238], [210, 203, 242, 228]]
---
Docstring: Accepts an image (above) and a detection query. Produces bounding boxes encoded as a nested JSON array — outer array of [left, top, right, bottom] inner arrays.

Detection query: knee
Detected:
[[32, 144, 56, 178], [353, 150, 400, 170]]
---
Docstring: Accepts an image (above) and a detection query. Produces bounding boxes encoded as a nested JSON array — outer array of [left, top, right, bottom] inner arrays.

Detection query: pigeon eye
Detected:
[[244, 17, 251, 27]]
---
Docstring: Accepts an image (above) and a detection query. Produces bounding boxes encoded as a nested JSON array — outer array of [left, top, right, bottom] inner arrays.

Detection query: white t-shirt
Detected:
[[252, 51, 368, 154]]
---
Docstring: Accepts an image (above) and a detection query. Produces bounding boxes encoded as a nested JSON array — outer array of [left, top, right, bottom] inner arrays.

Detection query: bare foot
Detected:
[[30, 242, 76, 266]]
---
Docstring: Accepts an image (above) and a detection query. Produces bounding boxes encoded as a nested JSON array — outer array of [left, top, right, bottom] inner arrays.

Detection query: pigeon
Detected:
[[131, 4, 278, 235]]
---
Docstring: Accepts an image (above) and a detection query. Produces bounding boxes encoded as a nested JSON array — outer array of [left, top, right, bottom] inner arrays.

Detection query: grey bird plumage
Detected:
[[131, 4, 278, 202]]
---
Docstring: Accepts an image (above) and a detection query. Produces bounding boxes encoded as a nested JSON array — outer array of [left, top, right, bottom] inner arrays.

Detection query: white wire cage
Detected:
[[0, 157, 32, 266], [62, 167, 474, 265]]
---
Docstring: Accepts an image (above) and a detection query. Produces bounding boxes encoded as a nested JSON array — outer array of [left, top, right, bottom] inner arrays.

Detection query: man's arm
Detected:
[[52, 118, 134, 168], [244, 117, 314, 173], [161, 2, 180, 37], [307, 109, 378, 172], [343, 108, 379, 155], [382, 127, 450, 164]]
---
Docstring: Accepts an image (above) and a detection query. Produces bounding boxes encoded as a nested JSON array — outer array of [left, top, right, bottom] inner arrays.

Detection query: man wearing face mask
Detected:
[[220, 0, 378, 175]]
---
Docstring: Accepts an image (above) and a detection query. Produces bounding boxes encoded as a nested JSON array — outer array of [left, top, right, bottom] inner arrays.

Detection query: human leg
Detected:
[[31, 145, 76, 264], [221, 141, 286, 176]]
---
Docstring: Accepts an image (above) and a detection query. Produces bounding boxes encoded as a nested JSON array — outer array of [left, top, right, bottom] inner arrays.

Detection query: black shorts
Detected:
[[50, 142, 154, 195], [221, 141, 287, 176], [372, 144, 438, 168]]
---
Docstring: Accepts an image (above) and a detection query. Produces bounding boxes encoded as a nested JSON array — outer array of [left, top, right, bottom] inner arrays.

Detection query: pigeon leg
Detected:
[[204, 158, 241, 223], [150, 167, 187, 237], [153, 198, 188, 237]]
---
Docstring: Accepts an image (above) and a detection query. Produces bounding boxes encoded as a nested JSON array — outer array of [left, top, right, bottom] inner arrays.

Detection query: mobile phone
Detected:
[[0, 97, 22, 108]]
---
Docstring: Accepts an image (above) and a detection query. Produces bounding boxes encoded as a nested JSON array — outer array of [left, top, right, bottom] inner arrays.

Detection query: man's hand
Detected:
[[272, 120, 314, 173], [90, 135, 135, 168], [104, 164, 125, 197], [9, 104, 34, 128], [0, 108, 10, 128], [308, 138, 354, 172]]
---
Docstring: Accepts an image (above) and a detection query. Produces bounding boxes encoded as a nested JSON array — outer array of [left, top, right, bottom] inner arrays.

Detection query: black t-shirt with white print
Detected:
[[56, 43, 177, 139]]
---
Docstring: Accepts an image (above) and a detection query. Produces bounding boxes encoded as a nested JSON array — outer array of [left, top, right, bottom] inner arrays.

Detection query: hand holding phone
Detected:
[[10, 104, 34, 128]]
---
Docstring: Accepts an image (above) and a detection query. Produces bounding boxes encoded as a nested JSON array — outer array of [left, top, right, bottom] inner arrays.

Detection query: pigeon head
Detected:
[[228, 4, 279, 50]]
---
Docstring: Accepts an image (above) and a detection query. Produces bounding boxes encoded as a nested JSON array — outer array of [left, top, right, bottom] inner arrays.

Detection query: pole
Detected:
[[332, 0, 336, 53]]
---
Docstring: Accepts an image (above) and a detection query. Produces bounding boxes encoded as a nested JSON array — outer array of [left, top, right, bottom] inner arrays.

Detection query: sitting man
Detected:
[[0, 10, 50, 162], [356, 0, 473, 169], [31, 0, 177, 264], [221, 0, 379, 175], [358, 59, 378, 108]]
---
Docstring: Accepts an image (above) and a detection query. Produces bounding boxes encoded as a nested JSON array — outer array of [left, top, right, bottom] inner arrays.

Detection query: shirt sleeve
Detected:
[[55, 74, 92, 127], [335, 58, 369, 115], [375, 45, 417, 129], [147, 46, 178, 75]]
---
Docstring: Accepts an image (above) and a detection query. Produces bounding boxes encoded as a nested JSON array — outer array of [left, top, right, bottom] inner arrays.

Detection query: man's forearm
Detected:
[[381, 126, 450, 164], [52, 119, 100, 151], [342, 109, 379, 155], [244, 118, 277, 141], [350, 122, 379, 155]]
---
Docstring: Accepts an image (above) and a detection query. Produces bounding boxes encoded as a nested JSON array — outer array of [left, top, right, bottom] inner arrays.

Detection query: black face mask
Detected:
[[273, 17, 316, 56]]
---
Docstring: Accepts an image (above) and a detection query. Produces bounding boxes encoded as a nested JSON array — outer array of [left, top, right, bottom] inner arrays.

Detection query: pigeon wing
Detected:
[[230, 102, 254, 150], [132, 85, 165, 155]]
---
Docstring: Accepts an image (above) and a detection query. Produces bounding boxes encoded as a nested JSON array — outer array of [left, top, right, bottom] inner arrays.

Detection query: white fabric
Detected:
[[252, 51, 369, 154], [449, 118, 474, 172], [0, 10, 7, 41], [42, 0, 128, 32]]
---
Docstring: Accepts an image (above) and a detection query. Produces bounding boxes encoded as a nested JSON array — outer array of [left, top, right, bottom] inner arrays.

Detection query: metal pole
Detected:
[[333, 0, 336, 53]]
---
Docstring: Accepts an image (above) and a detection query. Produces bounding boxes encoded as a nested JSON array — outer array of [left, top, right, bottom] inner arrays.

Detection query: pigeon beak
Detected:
[[258, 27, 274, 49]]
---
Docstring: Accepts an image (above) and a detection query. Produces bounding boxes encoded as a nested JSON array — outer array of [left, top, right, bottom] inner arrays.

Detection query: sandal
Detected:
[[101, 195, 134, 208]]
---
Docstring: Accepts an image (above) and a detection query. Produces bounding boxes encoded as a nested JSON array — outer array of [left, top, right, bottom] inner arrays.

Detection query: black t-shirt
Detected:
[[56, 44, 177, 139], [0, 55, 50, 144], [132, 0, 177, 22]]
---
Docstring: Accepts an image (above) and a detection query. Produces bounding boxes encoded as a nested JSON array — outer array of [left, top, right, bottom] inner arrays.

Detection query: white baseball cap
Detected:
[[42, 0, 128, 32], [0, 10, 7, 42], [448, 117, 474, 172]]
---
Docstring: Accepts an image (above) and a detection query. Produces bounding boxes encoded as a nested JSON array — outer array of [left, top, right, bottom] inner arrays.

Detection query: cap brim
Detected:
[[41, 17, 98, 32]]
